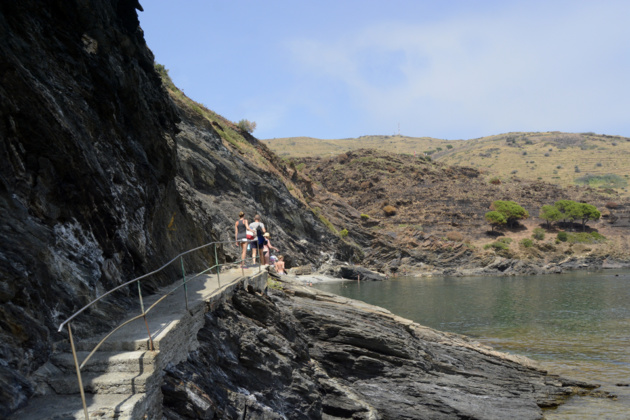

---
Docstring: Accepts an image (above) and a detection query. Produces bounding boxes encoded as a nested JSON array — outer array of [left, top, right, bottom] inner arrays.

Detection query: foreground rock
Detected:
[[162, 277, 597, 419]]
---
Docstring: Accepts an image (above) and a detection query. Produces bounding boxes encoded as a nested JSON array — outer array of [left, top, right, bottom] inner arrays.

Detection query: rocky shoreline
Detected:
[[162, 275, 602, 419], [287, 255, 630, 283]]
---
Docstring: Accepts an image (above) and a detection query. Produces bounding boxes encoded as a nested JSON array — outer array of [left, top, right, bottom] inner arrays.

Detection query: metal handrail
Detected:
[[57, 238, 265, 420], [58, 240, 223, 332]]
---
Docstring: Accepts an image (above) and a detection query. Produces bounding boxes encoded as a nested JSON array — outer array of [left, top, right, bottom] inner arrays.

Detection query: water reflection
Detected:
[[314, 270, 630, 419]]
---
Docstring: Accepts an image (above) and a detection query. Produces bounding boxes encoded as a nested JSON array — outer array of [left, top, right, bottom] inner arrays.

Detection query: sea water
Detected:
[[314, 270, 630, 419]]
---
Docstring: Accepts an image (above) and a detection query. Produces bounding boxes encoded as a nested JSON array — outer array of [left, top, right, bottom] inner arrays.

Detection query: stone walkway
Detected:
[[10, 266, 268, 420]]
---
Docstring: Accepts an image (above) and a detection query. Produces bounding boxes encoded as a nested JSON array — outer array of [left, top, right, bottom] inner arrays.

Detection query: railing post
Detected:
[[181, 256, 189, 312], [214, 243, 221, 287], [137, 280, 155, 351], [67, 323, 89, 420]]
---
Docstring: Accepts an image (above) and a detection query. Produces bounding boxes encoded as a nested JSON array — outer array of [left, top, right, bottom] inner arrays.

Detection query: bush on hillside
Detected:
[[520, 238, 534, 248], [237, 119, 257, 133], [484, 241, 509, 251], [557, 231, 568, 242], [383, 205, 397, 217], [446, 231, 464, 242], [532, 228, 545, 240], [567, 232, 606, 244], [575, 174, 627, 189]]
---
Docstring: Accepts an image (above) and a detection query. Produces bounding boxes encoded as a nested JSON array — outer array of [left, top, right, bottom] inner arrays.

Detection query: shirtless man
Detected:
[[274, 255, 286, 275]]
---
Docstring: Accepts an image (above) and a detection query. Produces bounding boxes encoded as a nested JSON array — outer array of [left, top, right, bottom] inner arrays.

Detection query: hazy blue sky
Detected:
[[139, 1, 630, 140]]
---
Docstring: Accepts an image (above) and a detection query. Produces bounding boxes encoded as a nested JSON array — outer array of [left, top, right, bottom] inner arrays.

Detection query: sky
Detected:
[[138, 0, 630, 141]]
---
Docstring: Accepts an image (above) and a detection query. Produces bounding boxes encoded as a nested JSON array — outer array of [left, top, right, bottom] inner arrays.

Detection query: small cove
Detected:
[[313, 269, 630, 419]]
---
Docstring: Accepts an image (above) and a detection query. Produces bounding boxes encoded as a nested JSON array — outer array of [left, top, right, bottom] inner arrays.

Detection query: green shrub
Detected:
[[236, 119, 257, 133], [567, 232, 606, 244], [520, 238, 534, 248], [532, 228, 545, 240], [484, 241, 509, 251], [575, 173, 627, 189], [267, 278, 283, 290], [497, 237, 513, 244], [557, 231, 568, 242], [360, 214, 370, 220], [340, 228, 349, 238]]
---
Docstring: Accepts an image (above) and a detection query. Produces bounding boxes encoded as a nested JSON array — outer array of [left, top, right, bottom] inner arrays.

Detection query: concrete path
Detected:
[[10, 266, 268, 420]]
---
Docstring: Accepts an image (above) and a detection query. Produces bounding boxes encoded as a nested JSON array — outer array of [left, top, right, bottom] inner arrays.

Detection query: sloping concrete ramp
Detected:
[[10, 267, 268, 420]]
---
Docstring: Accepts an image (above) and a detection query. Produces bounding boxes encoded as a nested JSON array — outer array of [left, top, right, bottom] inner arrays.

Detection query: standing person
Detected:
[[248, 214, 266, 264], [274, 255, 286, 275], [262, 232, 279, 265], [234, 212, 250, 267]]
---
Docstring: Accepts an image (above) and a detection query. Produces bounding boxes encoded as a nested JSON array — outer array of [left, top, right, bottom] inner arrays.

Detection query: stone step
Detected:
[[11, 270, 266, 419], [47, 369, 159, 395], [8, 392, 151, 420], [50, 350, 157, 374]]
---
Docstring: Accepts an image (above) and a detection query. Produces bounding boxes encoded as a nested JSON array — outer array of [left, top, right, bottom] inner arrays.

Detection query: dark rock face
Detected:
[[162, 281, 592, 419], [0, 1, 344, 416], [0, 1, 181, 414], [171, 106, 345, 270]]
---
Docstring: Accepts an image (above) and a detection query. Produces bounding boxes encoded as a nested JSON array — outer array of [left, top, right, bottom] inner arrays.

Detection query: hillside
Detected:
[[265, 132, 630, 196], [264, 135, 453, 158], [293, 149, 630, 275]]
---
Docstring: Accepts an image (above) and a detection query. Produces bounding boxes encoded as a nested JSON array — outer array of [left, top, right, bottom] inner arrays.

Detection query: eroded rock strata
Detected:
[[162, 278, 593, 419]]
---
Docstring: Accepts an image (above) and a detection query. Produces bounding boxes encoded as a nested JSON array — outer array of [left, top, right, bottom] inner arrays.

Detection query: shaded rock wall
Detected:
[[0, 1, 185, 414], [0, 1, 345, 416]]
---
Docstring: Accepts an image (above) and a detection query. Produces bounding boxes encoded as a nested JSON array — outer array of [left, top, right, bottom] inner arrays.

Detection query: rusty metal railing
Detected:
[[57, 238, 264, 419]]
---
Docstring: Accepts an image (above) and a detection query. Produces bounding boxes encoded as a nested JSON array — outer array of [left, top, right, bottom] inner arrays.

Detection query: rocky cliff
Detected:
[[0, 1, 345, 416], [161, 277, 596, 419]]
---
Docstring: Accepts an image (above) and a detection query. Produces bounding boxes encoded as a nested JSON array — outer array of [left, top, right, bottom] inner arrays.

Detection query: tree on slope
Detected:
[[539, 205, 562, 229], [488, 200, 529, 228], [553, 200, 577, 227], [485, 211, 507, 231], [572, 203, 601, 231], [553, 200, 600, 231]]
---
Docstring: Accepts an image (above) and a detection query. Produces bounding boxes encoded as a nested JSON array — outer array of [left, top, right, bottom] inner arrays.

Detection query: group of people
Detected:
[[235, 212, 285, 274]]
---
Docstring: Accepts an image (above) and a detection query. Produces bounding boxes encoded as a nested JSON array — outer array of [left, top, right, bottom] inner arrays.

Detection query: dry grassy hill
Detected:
[[293, 149, 630, 273], [264, 132, 630, 196], [265, 135, 458, 158]]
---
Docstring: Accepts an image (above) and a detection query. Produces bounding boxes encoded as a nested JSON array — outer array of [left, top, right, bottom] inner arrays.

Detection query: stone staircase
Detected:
[[10, 267, 268, 420]]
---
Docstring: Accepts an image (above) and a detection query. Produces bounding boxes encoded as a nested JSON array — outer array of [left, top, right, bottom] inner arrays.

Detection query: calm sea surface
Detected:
[[313, 270, 630, 419]]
